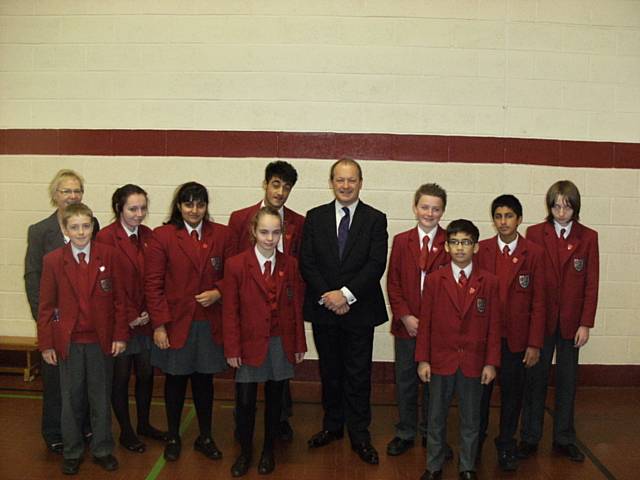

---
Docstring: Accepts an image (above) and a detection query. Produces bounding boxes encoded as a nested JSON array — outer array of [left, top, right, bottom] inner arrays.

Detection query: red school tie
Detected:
[[458, 270, 468, 288], [78, 252, 88, 270], [419, 235, 430, 271], [502, 245, 510, 257], [190, 230, 200, 247], [263, 260, 272, 281]]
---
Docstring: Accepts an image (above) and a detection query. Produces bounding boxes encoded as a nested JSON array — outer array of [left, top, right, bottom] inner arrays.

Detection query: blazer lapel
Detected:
[[461, 271, 481, 318], [442, 268, 462, 314], [249, 251, 268, 296], [283, 208, 296, 255], [506, 239, 526, 288], [200, 222, 218, 274], [274, 251, 287, 301], [116, 224, 141, 274], [340, 202, 364, 261], [62, 246, 81, 301], [323, 202, 340, 262], [560, 223, 581, 267], [176, 227, 201, 272], [87, 247, 102, 295], [543, 223, 561, 280], [427, 226, 446, 271], [408, 227, 421, 270]]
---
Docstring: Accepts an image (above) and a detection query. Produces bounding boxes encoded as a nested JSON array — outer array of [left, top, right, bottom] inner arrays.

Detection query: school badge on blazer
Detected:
[[210, 256, 222, 271], [476, 297, 486, 314], [573, 258, 585, 272], [99, 278, 113, 292], [518, 274, 530, 288]]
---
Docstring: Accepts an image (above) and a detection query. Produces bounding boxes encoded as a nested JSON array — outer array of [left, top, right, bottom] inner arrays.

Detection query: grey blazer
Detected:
[[24, 212, 99, 320]]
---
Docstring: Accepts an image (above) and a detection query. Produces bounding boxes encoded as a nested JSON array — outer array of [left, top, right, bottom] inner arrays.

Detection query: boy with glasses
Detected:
[[416, 220, 501, 480]]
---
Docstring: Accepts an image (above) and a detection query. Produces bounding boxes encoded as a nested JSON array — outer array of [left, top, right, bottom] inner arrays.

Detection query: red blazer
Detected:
[[476, 236, 546, 353], [228, 201, 305, 258], [223, 249, 306, 367], [387, 226, 449, 339], [96, 222, 153, 337], [526, 221, 599, 339], [415, 265, 501, 378], [37, 241, 129, 359], [144, 221, 236, 349]]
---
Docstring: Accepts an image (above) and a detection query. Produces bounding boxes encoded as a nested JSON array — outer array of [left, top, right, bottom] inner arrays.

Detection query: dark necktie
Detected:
[[263, 260, 272, 282], [78, 252, 88, 270], [419, 235, 430, 271], [560, 228, 566, 240], [458, 270, 468, 288], [130, 233, 140, 249], [338, 207, 350, 259], [502, 245, 510, 257]]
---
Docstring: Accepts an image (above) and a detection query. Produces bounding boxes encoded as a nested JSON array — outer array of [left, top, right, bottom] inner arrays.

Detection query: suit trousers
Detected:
[[427, 369, 481, 473], [59, 343, 114, 459], [520, 328, 579, 446], [312, 321, 374, 444], [393, 337, 428, 440]]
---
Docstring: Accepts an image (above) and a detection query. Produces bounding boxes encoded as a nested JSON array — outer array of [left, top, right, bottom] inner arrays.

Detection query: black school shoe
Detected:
[[164, 437, 181, 461], [552, 442, 585, 462], [497, 449, 518, 471], [257, 450, 276, 475], [231, 452, 252, 477], [386, 437, 414, 456], [194, 436, 222, 460], [93, 454, 119, 471], [516, 441, 538, 459], [61, 457, 82, 475]]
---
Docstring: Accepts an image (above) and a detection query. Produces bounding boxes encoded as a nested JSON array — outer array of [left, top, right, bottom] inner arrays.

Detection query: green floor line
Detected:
[[144, 406, 196, 480]]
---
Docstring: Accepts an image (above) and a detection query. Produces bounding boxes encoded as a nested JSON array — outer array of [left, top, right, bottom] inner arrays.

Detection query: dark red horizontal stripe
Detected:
[[1, 129, 638, 168]]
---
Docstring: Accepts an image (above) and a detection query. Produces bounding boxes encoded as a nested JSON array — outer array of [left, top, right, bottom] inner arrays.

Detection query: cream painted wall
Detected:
[[2, 156, 639, 365], [1, 2, 639, 363]]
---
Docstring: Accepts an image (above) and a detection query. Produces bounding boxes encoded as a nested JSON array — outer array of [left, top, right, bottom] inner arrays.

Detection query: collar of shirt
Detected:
[[335, 199, 359, 230], [497, 234, 518, 255], [254, 246, 275, 273], [553, 220, 573, 238], [260, 200, 284, 221], [417, 224, 437, 251], [71, 243, 91, 264], [184, 221, 203, 239], [121, 220, 139, 237], [451, 261, 472, 284], [63, 234, 70, 244]]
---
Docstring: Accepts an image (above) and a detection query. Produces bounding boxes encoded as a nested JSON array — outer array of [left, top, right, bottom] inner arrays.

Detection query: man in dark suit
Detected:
[[24, 169, 98, 453], [300, 158, 388, 465]]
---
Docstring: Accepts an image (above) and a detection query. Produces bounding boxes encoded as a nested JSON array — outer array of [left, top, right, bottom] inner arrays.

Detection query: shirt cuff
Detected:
[[341, 287, 357, 305]]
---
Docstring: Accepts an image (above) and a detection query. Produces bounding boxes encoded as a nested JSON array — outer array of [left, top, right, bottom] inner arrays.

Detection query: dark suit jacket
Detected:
[[24, 212, 100, 320], [476, 235, 546, 353], [415, 265, 501, 378], [387, 225, 449, 339], [526, 221, 599, 339], [37, 241, 129, 359], [223, 249, 306, 367], [300, 200, 388, 327], [95, 222, 153, 337], [144, 221, 236, 349], [228, 201, 305, 258]]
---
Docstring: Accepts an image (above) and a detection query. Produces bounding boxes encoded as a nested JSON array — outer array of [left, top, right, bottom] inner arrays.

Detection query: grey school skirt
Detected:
[[151, 320, 227, 376], [235, 336, 294, 383], [121, 333, 152, 356]]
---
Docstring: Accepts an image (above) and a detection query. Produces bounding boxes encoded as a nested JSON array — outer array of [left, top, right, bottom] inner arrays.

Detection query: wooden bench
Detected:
[[0, 336, 40, 382]]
